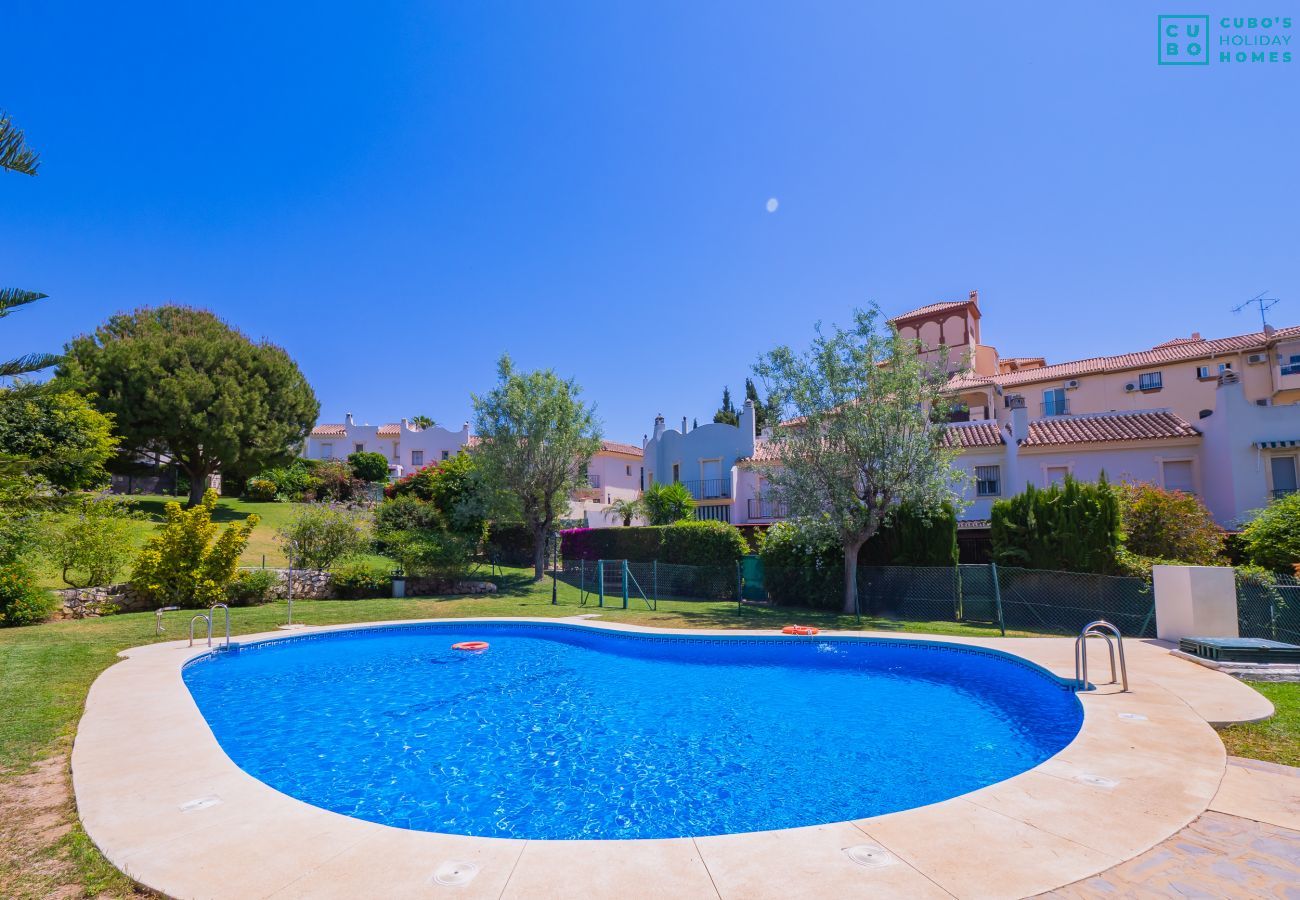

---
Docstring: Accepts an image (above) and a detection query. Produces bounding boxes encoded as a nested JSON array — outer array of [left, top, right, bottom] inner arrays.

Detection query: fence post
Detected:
[[653, 560, 658, 605], [597, 560, 605, 607], [990, 562, 1005, 637], [736, 561, 743, 609], [622, 560, 630, 610]]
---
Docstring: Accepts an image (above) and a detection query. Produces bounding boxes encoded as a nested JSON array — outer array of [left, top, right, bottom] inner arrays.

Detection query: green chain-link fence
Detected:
[[1237, 572, 1300, 644]]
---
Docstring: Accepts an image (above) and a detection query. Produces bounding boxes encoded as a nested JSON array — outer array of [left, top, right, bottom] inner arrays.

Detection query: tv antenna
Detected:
[[1233, 291, 1283, 330]]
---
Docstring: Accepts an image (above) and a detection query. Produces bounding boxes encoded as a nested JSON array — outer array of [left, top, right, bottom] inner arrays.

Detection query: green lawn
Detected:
[[33, 493, 392, 589], [1218, 681, 1300, 768]]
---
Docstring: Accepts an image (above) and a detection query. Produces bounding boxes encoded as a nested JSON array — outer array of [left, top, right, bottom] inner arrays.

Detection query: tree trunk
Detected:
[[187, 469, 208, 507], [842, 538, 867, 615], [532, 524, 549, 581]]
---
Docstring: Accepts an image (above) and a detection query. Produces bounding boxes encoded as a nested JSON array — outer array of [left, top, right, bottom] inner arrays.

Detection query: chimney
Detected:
[[462, 421, 470, 434], [400, 417, 409, 431], [1007, 394, 1028, 444], [652, 415, 666, 441], [682, 416, 688, 434], [968, 289, 979, 305], [740, 398, 757, 442], [345, 412, 354, 427]]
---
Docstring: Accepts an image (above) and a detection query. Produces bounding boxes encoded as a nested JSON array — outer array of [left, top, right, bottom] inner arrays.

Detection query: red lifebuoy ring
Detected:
[[452, 641, 489, 652], [781, 625, 819, 636]]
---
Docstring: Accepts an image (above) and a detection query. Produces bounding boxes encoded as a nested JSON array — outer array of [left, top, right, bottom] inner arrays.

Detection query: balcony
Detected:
[[679, 477, 731, 500], [1040, 399, 1071, 416], [747, 498, 788, 520]]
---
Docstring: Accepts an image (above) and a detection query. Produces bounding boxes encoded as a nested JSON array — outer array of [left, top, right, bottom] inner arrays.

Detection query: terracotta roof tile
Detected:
[[599, 440, 643, 457], [943, 422, 1005, 448], [951, 324, 1300, 391], [310, 424, 348, 436], [1022, 410, 1199, 447], [737, 439, 783, 465], [377, 424, 400, 436], [889, 300, 972, 324]]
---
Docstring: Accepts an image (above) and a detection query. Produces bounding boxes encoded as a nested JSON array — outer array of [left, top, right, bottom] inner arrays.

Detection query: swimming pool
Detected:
[[182, 622, 1082, 840]]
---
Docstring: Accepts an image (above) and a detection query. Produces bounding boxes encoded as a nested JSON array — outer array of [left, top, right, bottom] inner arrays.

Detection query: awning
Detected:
[[1255, 440, 1300, 449]]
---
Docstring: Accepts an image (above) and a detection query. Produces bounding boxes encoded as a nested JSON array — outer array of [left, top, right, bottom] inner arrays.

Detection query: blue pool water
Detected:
[[182, 622, 1082, 840]]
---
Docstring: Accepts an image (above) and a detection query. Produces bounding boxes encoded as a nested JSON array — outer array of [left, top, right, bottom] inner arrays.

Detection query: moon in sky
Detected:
[[765, 198, 779, 213]]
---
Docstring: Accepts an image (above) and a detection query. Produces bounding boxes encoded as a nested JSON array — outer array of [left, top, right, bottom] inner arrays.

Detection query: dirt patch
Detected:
[[0, 751, 150, 899]]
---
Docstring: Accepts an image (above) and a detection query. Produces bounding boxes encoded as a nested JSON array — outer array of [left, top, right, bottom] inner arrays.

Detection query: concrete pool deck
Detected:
[[73, 618, 1275, 899]]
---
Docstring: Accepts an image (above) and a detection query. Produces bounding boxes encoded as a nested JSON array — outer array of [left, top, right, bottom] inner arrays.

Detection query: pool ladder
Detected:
[[1074, 620, 1128, 692], [189, 603, 232, 650]]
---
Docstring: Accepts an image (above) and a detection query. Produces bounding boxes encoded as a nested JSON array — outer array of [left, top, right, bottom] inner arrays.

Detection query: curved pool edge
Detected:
[[74, 616, 1241, 899]]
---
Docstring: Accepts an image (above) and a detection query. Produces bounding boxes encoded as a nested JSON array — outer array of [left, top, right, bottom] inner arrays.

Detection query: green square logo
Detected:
[[1159, 15, 1210, 65]]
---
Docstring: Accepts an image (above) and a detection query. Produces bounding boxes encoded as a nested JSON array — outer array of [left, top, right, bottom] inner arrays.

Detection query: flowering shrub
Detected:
[[131, 489, 260, 608], [758, 517, 843, 609], [0, 560, 56, 627], [1116, 481, 1224, 565], [244, 477, 278, 502]]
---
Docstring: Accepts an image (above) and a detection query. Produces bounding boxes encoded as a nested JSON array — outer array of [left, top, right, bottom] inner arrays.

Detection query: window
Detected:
[[1282, 353, 1300, 377], [625, 465, 632, 476], [1042, 388, 1068, 416], [672, 463, 680, 483], [320, 443, 333, 460], [1271, 456, 1298, 498], [354, 443, 364, 454], [392, 443, 400, 461], [1161, 459, 1195, 495], [975, 465, 1001, 496], [411, 450, 423, 467], [1045, 465, 1069, 486], [441, 450, 450, 460], [1138, 371, 1163, 391]]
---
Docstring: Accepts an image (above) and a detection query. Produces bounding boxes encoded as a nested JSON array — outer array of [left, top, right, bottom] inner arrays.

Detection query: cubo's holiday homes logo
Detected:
[[1159, 14, 1293, 65]]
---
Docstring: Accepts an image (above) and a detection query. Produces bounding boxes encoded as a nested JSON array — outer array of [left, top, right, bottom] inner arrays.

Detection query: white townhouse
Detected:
[[304, 414, 472, 476]]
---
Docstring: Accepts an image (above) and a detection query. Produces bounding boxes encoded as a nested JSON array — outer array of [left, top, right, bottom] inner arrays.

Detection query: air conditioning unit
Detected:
[[1064, 379, 1081, 390], [1124, 382, 1138, 393], [1247, 353, 1267, 365], [1256, 398, 1273, 407]]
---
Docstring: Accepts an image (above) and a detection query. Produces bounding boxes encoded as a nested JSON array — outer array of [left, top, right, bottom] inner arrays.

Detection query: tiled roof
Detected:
[[737, 439, 783, 465], [599, 440, 643, 457], [310, 424, 348, 436], [377, 424, 400, 436], [950, 324, 1300, 391], [1022, 410, 1199, 447], [943, 422, 1004, 448], [889, 300, 971, 324]]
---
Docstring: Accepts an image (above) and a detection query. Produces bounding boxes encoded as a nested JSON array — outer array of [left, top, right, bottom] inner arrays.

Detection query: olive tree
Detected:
[[754, 305, 964, 614], [472, 355, 601, 579], [58, 306, 319, 506]]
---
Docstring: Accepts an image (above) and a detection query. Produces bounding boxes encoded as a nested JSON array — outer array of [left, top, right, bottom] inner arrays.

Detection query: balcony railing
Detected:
[[679, 477, 731, 500], [747, 498, 788, 520], [1041, 399, 1071, 416]]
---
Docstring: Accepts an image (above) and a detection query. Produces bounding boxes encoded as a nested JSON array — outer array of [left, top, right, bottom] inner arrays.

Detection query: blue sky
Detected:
[[3, 2, 1298, 442]]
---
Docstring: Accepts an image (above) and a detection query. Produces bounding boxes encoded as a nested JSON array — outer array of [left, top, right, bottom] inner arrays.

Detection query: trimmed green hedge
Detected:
[[561, 521, 747, 566]]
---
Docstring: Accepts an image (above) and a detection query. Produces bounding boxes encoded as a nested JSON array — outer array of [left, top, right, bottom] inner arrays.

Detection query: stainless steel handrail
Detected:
[[209, 603, 231, 650], [1074, 619, 1128, 692], [189, 614, 211, 648]]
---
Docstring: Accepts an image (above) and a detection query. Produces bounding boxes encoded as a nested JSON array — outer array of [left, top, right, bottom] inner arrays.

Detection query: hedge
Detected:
[[561, 521, 747, 567]]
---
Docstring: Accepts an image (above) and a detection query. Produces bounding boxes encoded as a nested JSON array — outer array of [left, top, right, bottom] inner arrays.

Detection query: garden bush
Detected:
[[486, 521, 540, 565], [386, 530, 475, 580], [374, 496, 448, 552], [660, 520, 747, 565], [1239, 492, 1300, 573], [859, 502, 959, 567], [758, 517, 843, 609], [40, 494, 142, 588], [0, 560, 56, 627], [384, 453, 488, 534], [277, 504, 369, 571], [331, 560, 392, 599], [561, 526, 663, 561], [348, 450, 390, 483], [226, 569, 278, 605], [244, 476, 279, 502], [991, 475, 1122, 574], [258, 460, 317, 500], [307, 459, 368, 503], [131, 489, 260, 608], [1116, 481, 1224, 565]]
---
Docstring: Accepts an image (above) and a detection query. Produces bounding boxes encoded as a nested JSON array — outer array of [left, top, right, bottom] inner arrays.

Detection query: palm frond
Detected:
[[0, 288, 50, 318], [0, 352, 61, 378], [0, 113, 41, 176]]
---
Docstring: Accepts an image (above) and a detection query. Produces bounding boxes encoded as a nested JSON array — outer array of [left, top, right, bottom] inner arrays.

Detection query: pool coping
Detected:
[[73, 617, 1273, 899]]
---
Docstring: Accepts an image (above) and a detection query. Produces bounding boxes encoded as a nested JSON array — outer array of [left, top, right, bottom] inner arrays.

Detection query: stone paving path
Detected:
[[1042, 758, 1300, 899]]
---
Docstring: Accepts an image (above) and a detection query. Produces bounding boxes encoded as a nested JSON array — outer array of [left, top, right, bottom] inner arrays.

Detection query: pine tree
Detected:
[[713, 386, 739, 426]]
